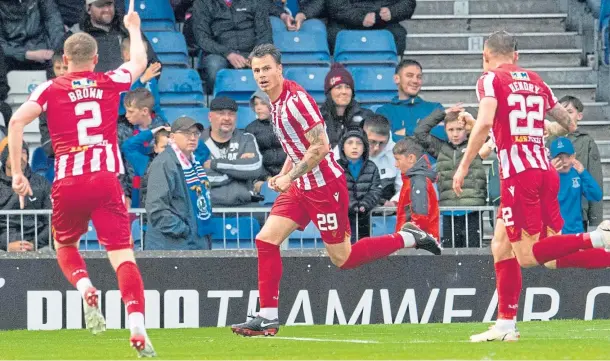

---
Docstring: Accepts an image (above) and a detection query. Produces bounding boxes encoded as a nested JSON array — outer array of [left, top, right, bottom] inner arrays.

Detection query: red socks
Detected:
[[116, 261, 145, 314], [532, 233, 593, 265], [556, 249, 610, 269], [495, 258, 522, 320], [56, 246, 89, 287], [256, 239, 282, 308], [340, 234, 404, 270]]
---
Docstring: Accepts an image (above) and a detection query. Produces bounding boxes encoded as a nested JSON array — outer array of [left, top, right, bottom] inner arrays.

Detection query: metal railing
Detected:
[[0, 206, 498, 252]]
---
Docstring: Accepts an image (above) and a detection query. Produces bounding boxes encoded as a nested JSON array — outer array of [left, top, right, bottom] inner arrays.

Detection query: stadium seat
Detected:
[[6, 71, 47, 105], [130, 0, 176, 31], [213, 69, 258, 104], [80, 221, 103, 250], [131, 219, 143, 250], [259, 182, 279, 205], [334, 30, 398, 67], [350, 67, 396, 105], [271, 17, 326, 36], [288, 222, 323, 249], [144, 31, 189, 68], [30, 147, 54, 183], [370, 216, 397, 237], [210, 217, 260, 249], [273, 32, 330, 67], [283, 67, 328, 103], [237, 106, 257, 129], [163, 107, 210, 128], [158, 68, 205, 107]]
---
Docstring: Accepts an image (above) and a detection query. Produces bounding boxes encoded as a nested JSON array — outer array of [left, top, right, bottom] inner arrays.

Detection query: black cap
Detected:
[[210, 96, 238, 112], [171, 116, 204, 133]]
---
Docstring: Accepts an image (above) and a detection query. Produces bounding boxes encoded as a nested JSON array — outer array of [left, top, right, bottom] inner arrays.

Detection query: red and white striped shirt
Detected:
[[29, 67, 132, 181], [270, 79, 343, 190], [476, 64, 557, 180]]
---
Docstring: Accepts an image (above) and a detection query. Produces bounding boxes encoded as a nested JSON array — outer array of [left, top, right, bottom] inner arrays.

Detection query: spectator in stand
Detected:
[[0, 46, 12, 130], [322, 63, 374, 148], [202, 96, 263, 206], [0, 0, 64, 72], [550, 137, 602, 235], [268, 0, 327, 32], [337, 128, 382, 243], [363, 114, 401, 205], [546, 96, 603, 230], [145, 117, 213, 250], [245, 90, 286, 194], [0, 139, 51, 252], [55, 0, 89, 32], [75, 0, 159, 74], [326, 0, 416, 54], [171, 0, 194, 23], [377, 59, 447, 144], [39, 53, 68, 158], [414, 106, 487, 248], [192, 0, 272, 93], [393, 137, 439, 240], [139, 128, 170, 207]]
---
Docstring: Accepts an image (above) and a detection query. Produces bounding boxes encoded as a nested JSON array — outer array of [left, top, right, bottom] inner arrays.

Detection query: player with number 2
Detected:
[[453, 30, 610, 342], [230, 44, 441, 337], [7, 0, 156, 357]]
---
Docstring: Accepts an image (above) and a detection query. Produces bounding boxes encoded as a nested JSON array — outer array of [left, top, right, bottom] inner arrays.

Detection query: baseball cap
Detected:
[[87, 0, 114, 7], [171, 116, 204, 133], [210, 96, 238, 112], [550, 137, 575, 158]]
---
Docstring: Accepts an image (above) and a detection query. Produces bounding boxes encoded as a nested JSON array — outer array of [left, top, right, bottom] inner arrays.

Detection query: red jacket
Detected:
[[395, 155, 439, 240]]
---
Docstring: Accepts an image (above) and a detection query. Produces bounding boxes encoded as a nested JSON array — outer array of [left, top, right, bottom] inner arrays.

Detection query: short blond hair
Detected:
[[64, 33, 98, 65]]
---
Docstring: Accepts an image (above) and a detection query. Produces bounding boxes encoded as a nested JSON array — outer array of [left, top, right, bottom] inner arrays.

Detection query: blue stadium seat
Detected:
[[213, 70, 258, 104], [288, 222, 323, 249], [283, 67, 328, 103], [144, 31, 188, 68], [130, 0, 176, 31], [271, 17, 326, 35], [350, 67, 396, 105], [80, 221, 103, 250], [131, 219, 143, 250], [158, 69, 205, 107], [273, 32, 330, 67], [370, 216, 397, 237], [210, 217, 260, 249], [237, 106, 257, 129], [334, 30, 398, 67], [30, 147, 54, 183], [163, 107, 210, 128]]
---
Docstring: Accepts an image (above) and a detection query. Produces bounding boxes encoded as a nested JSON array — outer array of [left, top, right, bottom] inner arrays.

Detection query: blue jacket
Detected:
[[558, 168, 602, 234], [119, 77, 166, 123]]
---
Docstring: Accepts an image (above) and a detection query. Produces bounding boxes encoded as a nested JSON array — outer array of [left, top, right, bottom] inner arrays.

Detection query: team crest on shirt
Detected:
[[572, 177, 580, 188], [72, 78, 97, 89], [510, 72, 530, 81]]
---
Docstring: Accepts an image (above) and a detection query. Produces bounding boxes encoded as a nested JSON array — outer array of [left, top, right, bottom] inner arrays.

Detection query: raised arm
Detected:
[[121, 8, 147, 84]]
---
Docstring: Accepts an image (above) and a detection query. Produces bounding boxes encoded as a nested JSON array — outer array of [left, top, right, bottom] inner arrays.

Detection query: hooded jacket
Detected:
[[0, 140, 51, 250], [395, 155, 439, 239], [320, 98, 374, 148]]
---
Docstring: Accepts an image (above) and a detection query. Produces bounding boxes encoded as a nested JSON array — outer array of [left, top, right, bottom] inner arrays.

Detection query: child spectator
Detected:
[[550, 137, 602, 235], [337, 128, 382, 243], [393, 137, 439, 240], [39, 52, 68, 158]]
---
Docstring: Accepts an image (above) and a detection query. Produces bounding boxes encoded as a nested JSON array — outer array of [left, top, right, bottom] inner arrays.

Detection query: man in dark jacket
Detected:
[[0, 45, 11, 127], [321, 63, 374, 148], [326, 0, 415, 54], [0, 0, 64, 72], [337, 128, 381, 243], [0, 138, 51, 251], [414, 107, 487, 248], [192, 0, 272, 93]]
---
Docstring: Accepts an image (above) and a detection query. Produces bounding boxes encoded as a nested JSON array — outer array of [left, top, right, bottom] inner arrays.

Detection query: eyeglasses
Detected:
[[176, 130, 201, 138], [368, 139, 388, 148]]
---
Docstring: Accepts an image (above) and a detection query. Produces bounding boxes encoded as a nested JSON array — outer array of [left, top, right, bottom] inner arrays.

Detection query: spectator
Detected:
[[337, 128, 381, 243], [393, 137, 439, 240], [55, 0, 87, 30], [0, 0, 64, 72], [192, 0, 272, 93], [322, 63, 374, 148], [245, 90, 286, 193], [170, 0, 194, 23], [377, 59, 447, 144], [75, 0, 159, 74], [202, 97, 264, 206], [139, 128, 170, 207], [550, 137, 602, 235], [326, 0, 416, 55], [0, 45, 12, 130], [363, 114, 401, 205], [414, 107, 487, 248], [145, 117, 213, 250], [268, 0, 327, 32], [546, 96, 603, 229], [39, 52, 68, 158], [0, 139, 51, 251]]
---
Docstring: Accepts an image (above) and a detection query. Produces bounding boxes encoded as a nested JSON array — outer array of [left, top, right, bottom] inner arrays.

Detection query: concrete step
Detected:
[[597, 141, 610, 158], [404, 49, 582, 68], [603, 177, 610, 195], [414, 0, 562, 16], [406, 32, 580, 51], [407, 14, 567, 33], [578, 121, 610, 139], [423, 67, 595, 86], [419, 84, 597, 104]]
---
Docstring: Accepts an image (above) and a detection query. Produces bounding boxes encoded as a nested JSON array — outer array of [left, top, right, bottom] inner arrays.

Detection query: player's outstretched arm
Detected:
[[122, 9, 147, 83], [547, 103, 576, 133], [287, 123, 329, 181]]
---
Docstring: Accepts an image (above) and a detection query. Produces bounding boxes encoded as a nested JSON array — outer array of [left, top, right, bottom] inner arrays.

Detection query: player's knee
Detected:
[[107, 248, 136, 271], [54, 240, 78, 250], [329, 253, 349, 268], [515, 254, 538, 268]]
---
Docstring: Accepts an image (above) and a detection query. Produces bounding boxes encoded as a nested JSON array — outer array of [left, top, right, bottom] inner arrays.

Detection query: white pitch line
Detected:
[[269, 336, 380, 344]]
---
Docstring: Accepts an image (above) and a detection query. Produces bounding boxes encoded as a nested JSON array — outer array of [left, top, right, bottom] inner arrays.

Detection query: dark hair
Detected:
[[52, 52, 63, 64], [363, 114, 390, 137], [124, 88, 154, 110], [249, 43, 282, 64], [485, 30, 518, 55], [393, 137, 423, 158], [395, 59, 422, 75], [154, 128, 169, 143], [559, 95, 584, 113]]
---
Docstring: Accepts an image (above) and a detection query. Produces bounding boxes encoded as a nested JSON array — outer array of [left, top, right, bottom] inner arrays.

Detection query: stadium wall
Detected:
[[0, 251, 609, 330]]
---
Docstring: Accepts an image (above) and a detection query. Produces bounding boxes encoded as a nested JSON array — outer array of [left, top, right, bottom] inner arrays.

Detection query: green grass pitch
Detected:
[[1, 320, 609, 359]]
